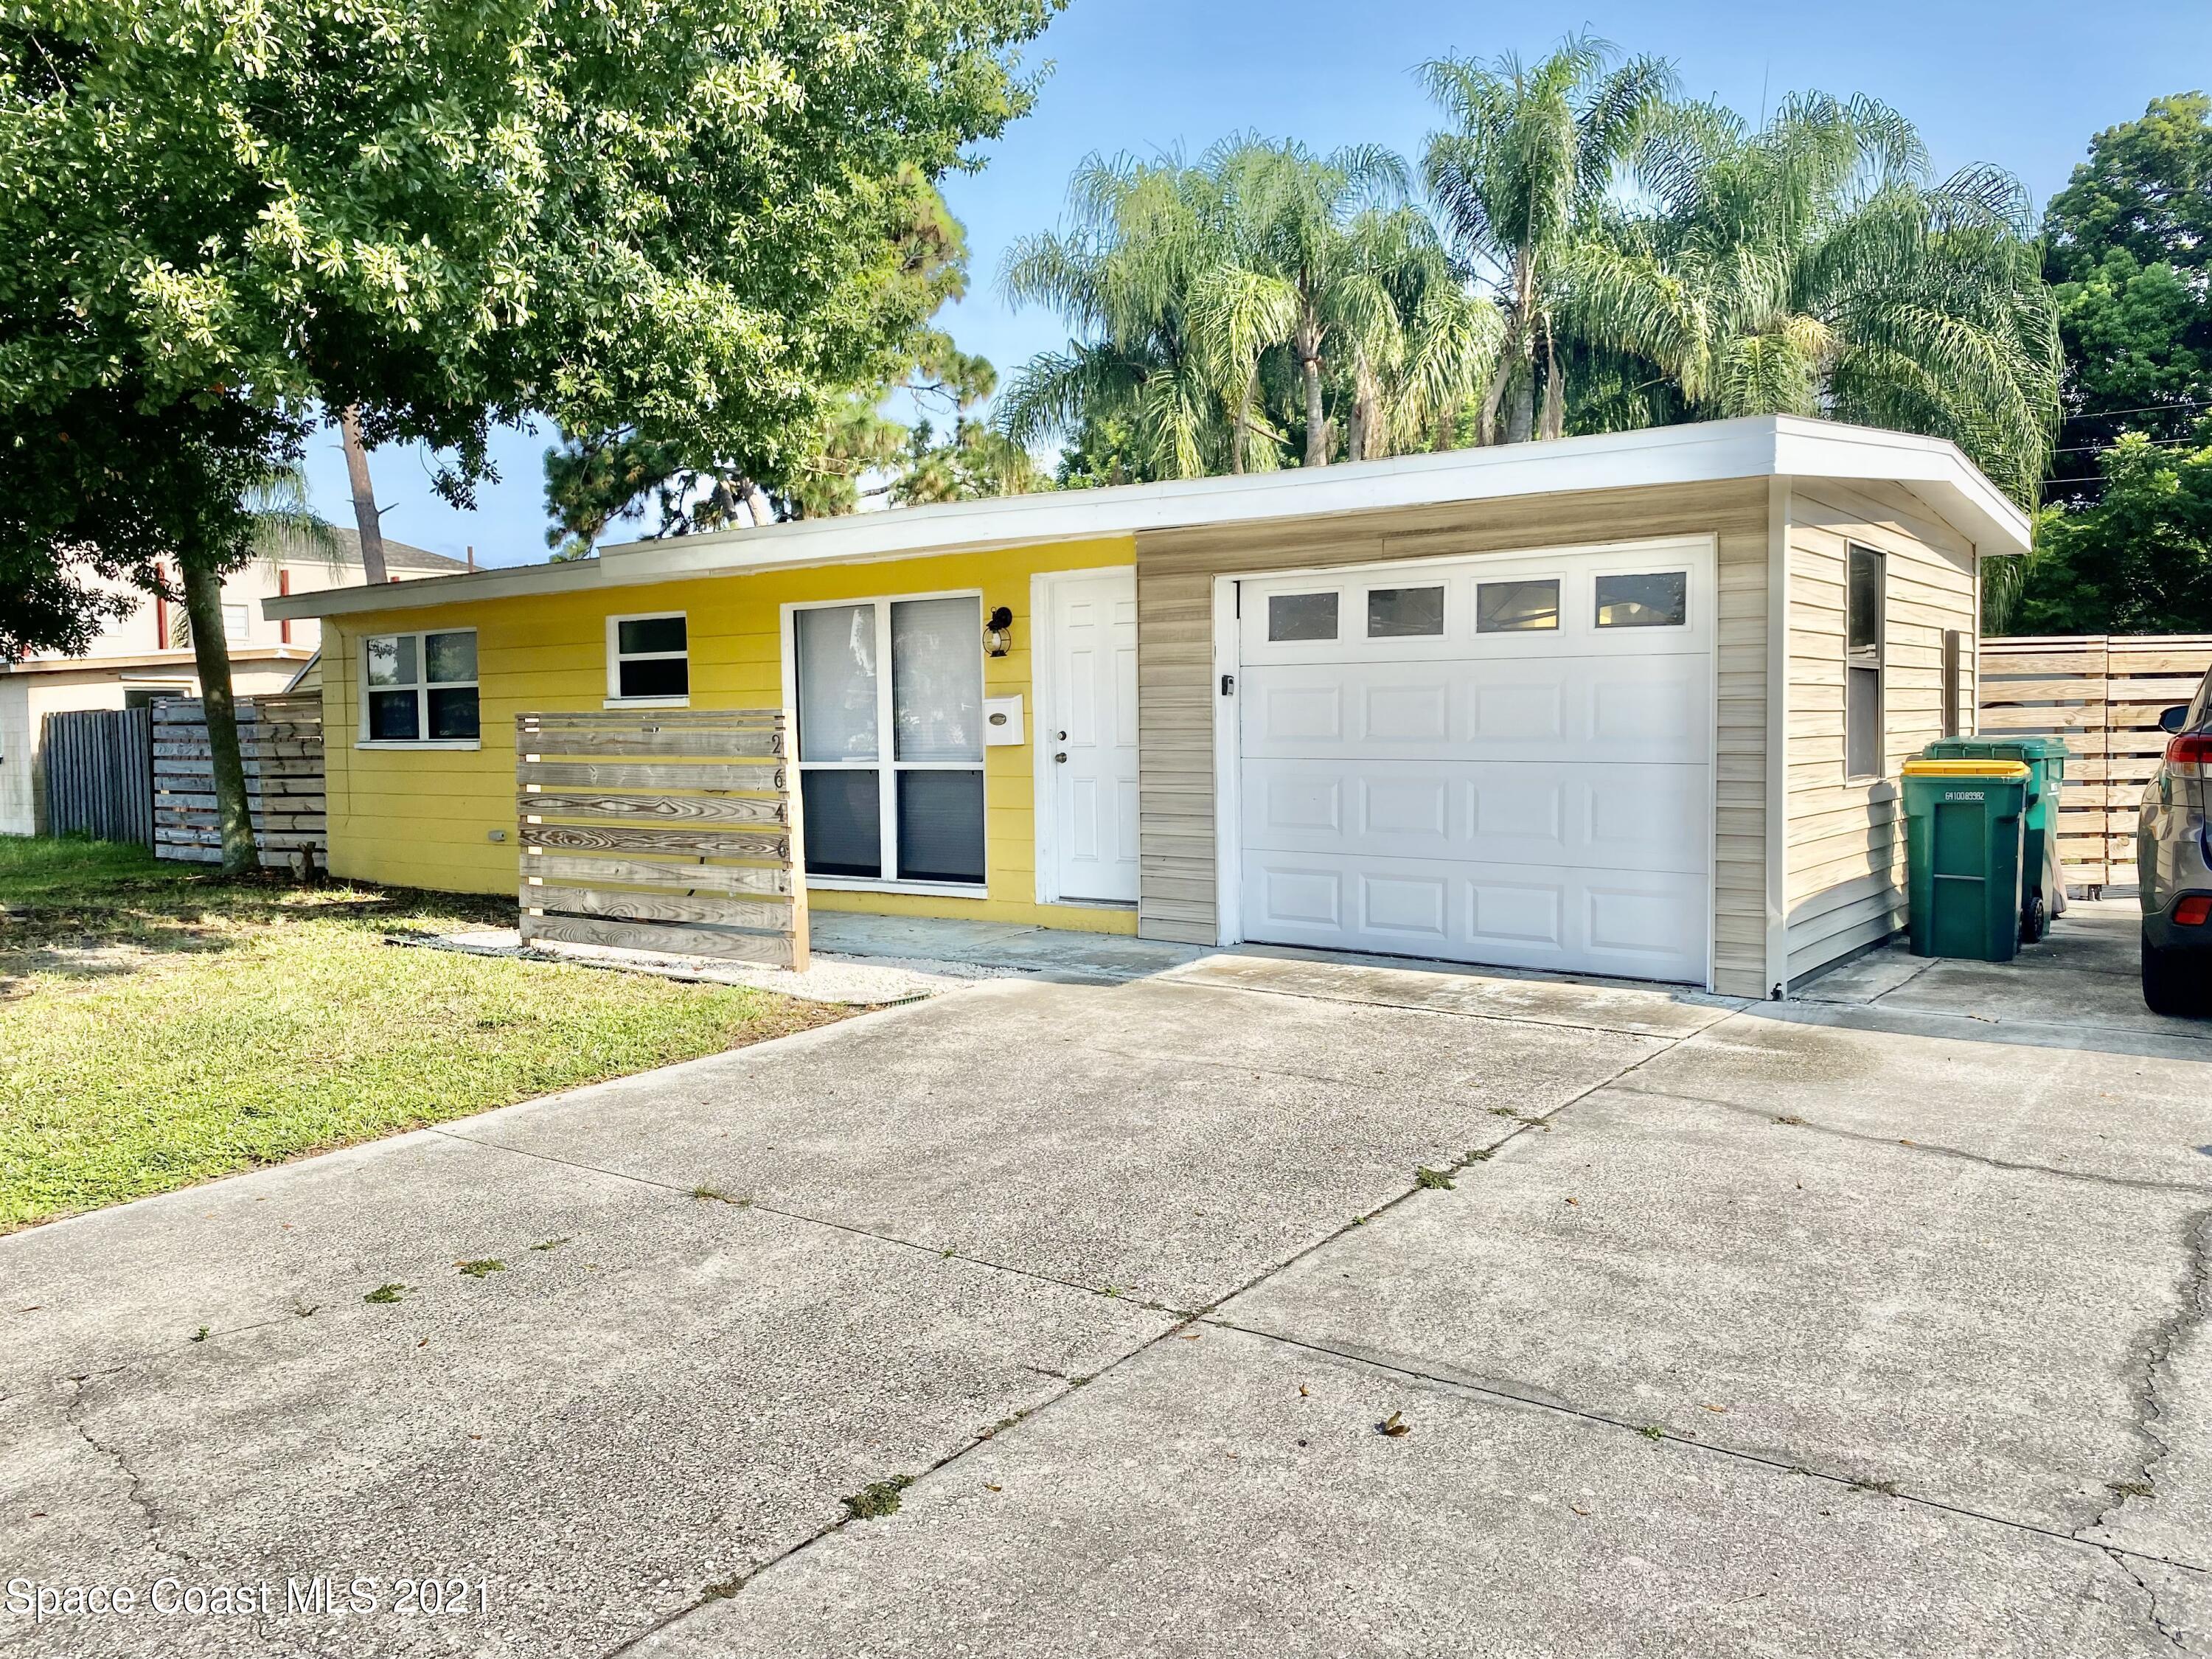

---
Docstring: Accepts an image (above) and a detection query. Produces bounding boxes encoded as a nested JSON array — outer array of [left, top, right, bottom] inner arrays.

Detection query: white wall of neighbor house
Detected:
[[0, 660, 302, 837], [1781, 478, 1981, 985]]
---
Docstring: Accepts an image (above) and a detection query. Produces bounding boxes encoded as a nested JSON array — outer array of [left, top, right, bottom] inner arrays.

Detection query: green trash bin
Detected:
[[1921, 735, 2071, 939], [1902, 758, 2033, 962]]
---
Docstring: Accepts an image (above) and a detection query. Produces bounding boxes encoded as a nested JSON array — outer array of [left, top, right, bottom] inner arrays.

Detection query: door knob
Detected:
[[1054, 751, 1068, 763]]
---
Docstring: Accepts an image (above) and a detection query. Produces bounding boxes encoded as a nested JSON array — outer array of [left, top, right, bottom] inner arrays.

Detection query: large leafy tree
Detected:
[[1, 0, 1054, 869], [1420, 34, 1674, 444], [2003, 434, 2212, 633], [2040, 94, 2212, 507]]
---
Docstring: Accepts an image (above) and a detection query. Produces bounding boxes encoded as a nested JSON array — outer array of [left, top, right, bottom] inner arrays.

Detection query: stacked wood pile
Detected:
[[1979, 635, 2212, 891], [41, 706, 154, 846], [516, 709, 807, 969], [153, 694, 327, 872]]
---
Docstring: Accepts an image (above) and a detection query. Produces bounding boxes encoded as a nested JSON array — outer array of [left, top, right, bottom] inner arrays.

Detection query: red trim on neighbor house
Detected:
[[278, 568, 292, 644]]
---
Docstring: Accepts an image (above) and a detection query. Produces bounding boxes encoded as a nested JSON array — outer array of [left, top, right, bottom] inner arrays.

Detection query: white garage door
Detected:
[[1235, 541, 1714, 984]]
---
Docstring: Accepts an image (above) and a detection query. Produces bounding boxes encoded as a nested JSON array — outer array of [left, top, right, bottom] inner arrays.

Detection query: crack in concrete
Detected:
[[1209, 1316, 2212, 1581], [59, 1372, 193, 1568], [2107, 1548, 2188, 1651], [2082, 1208, 2212, 1543], [425, 1126, 1201, 1320], [600, 1004, 1728, 1658], [1156, 967, 1741, 1043], [1610, 1080, 2212, 1197]]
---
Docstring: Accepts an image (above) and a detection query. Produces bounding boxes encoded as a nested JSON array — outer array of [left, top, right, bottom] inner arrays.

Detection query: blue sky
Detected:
[[310, 0, 2212, 568]]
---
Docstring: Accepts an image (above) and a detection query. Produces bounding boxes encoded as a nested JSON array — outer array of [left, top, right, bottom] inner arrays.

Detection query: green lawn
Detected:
[[0, 837, 840, 1229]]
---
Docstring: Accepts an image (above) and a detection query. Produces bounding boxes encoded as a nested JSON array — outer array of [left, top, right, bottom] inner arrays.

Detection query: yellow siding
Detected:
[[321, 537, 1138, 933]]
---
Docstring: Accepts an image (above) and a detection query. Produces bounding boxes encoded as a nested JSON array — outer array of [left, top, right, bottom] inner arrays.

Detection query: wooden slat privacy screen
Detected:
[[153, 695, 327, 871], [1979, 634, 2212, 891], [517, 709, 807, 969], [41, 706, 156, 846]]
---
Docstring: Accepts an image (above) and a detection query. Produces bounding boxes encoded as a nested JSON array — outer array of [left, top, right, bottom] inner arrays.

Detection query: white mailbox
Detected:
[[982, 695, 1025, 746]]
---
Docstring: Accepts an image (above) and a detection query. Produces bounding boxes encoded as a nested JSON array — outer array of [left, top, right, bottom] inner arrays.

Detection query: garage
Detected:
[[1228, 538, 1715, 984]]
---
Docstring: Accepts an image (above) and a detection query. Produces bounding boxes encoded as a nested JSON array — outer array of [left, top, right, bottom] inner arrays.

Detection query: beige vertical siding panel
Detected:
[[1135, 479, 1771, 995]]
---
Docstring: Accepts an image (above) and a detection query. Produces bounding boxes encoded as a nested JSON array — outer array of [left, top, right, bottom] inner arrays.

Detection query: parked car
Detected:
[[2140, 665, 2212, 1015]]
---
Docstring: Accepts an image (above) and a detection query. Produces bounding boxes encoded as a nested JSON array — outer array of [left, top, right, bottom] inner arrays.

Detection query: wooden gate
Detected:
[[41, 706, 154, 846], [1980, 634, 2212, 891], [516, 709, 807, 969], [152, 695, 327, 871]]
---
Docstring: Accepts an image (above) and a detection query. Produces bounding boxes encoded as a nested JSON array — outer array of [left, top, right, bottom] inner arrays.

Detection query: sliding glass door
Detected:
[[793, 595, 986, 887]]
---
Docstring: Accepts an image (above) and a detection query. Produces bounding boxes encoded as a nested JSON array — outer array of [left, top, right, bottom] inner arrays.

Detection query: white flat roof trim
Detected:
[[265, 415, 2029, 622]]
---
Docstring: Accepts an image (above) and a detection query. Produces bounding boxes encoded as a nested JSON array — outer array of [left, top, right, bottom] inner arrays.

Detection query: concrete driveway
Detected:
[[4, 901, 2209, 1657]]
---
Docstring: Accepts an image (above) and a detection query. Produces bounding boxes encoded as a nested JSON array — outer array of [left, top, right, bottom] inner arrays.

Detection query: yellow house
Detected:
[[267, 415, 2033, 998]]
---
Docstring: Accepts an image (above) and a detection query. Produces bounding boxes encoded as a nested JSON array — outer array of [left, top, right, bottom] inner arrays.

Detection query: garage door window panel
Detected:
[[1478, 580, 1561, 633], [1268, 592, 1339, 642], [1595, 571, 1688, 629], [794, 595, 984, 889], [1366, 586, 1445, 639]]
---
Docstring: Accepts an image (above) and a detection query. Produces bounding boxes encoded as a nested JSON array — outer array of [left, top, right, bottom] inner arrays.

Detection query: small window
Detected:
[[1267, 591, 1338, 642], [1595, 571, 1688, 629], [1477, 580, 1560, 633], [1366, 586, 1445, 639], [222, 602, 251, 644], [1846, 544, 1885, 779], [364, 629, 479, 742], [610, 613, 689, 701]]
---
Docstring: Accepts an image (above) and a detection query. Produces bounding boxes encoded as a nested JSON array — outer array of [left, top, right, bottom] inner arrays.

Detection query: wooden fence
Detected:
[[1979, 634, 2212, 891], [153, 695, 328, 872], [41, 706, 154, 846], [516, 709, 807, 969]]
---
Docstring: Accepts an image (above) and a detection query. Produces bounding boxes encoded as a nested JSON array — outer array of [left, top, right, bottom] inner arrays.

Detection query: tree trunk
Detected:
[[1506, 366, 1535, 444], [1300, 353, 1327, 467], [338, 407, 389, 585], [1540, 333, 1565, 442], [179, 557, 258, 875], [1230, 371, 1256, 475]]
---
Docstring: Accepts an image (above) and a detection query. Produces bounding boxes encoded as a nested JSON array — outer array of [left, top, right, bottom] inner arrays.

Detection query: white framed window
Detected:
[[787, 592, 985, 891], [1845, 543, 1885, 780], [361, 628, 480, 747], [606, 612, 689, 705], [222, 602, 251, 644]]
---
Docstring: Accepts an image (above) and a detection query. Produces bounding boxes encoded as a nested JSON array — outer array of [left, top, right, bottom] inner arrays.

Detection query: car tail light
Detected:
[[2177, 897, 2212, 928], [2169, 734, 2212, 781]]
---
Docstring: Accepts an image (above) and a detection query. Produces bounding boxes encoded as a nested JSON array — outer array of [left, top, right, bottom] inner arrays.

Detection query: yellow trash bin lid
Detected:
[[1901, 759, 2031, 780]]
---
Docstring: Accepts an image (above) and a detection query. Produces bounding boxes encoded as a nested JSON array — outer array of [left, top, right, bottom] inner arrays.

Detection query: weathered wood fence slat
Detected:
[[152, 694, 327, 871], [518, 709, 807, 970], [41, 706, 155, 846], [1980, 634, 2212, 891]]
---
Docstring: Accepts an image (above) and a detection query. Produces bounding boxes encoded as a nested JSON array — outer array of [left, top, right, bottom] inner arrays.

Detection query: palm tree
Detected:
[[1214, 138, 1417, 466], [1001, 140, 1485, 476], [1557, 93, 2062, 501], [1420, 34, 1676, 445], [998, 153, 1231, 480]]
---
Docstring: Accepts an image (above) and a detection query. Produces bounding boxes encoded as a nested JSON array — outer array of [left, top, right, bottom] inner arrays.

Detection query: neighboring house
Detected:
[[265, 415, 2025, 998], [1, 530, 467, 836]]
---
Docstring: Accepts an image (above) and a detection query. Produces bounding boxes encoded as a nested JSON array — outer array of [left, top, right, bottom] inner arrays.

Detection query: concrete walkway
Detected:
[[4, 903, 2209, 1655]]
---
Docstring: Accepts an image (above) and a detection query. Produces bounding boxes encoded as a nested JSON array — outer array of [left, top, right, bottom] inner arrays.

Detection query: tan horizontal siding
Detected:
[[1784, 479, 1979, 987], [1135, 478, 1772, 996]]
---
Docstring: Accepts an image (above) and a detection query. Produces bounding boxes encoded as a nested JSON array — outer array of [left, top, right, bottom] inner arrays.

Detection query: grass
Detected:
[[0, 837, 843, 1230]]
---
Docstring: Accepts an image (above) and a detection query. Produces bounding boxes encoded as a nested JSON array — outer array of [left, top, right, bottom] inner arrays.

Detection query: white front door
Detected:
[[1045, 569, 1141, 904], [1234, 542, 1714, 984]]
